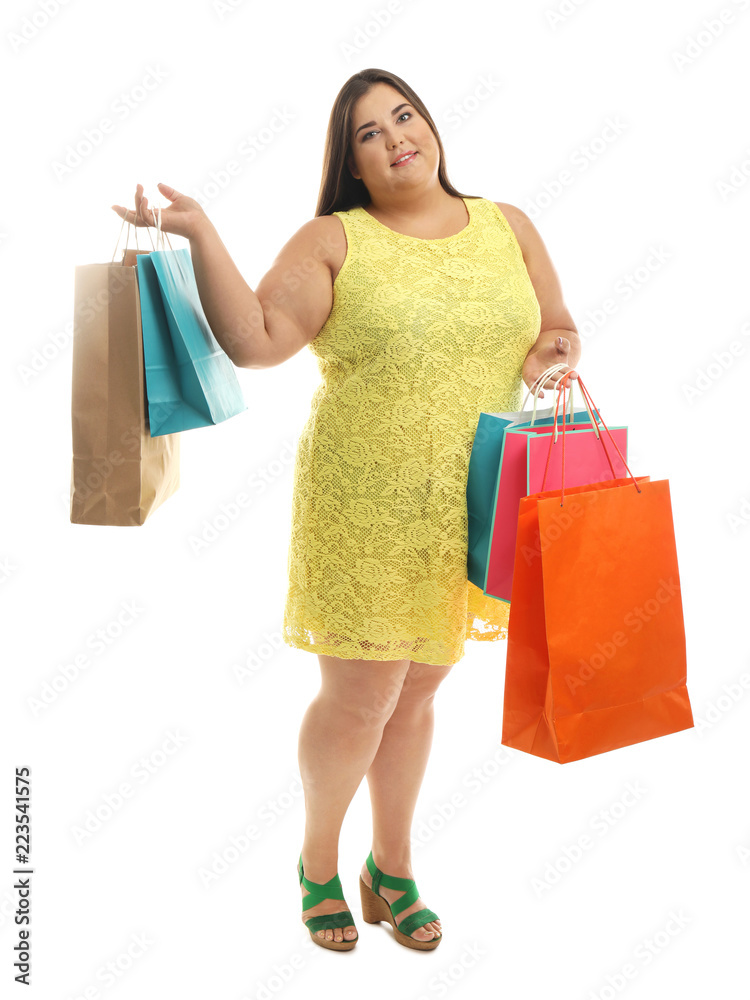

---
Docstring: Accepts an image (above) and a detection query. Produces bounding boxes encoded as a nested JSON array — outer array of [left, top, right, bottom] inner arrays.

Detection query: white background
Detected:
[[3, 0, 749, 996]]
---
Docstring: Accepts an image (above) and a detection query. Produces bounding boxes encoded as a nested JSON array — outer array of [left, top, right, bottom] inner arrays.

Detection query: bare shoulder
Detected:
[[289, 214, 346, 279], [491, 201, 536, 256], [300, 212, 345, 243]]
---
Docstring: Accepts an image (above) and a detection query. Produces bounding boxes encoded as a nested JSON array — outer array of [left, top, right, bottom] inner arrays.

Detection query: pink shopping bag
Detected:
[[484, 404, 628, 603]]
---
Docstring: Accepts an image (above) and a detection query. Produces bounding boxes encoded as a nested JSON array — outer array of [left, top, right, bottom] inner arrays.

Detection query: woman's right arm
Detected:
[[113, 182, 335, 370], [189, 213, 335, 370]]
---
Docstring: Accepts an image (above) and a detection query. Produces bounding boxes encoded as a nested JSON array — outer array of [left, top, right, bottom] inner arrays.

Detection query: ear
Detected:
[[347, 152, 360, 180]]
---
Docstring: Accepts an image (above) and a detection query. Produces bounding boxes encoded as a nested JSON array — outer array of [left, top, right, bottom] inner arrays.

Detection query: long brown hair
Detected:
[[315, 68, 480, 217]]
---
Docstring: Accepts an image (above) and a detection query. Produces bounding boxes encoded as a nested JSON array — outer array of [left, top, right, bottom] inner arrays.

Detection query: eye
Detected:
[[361, 111, 411, 141]]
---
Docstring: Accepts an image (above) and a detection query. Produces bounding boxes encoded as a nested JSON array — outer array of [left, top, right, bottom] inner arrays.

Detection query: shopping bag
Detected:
[[483, 418, 629, 601], [70, 221, 180, 525], [136, 210, 246, 435], [501, 374, 693, 763], [467, 364, 597, 592]]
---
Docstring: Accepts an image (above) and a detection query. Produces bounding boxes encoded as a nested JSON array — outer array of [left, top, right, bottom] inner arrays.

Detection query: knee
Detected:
[[393, 661, 453, 711], [320, 661, 411, 730]]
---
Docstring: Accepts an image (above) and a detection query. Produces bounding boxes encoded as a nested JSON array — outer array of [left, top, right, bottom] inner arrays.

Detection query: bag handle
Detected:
[[110, 197, 173, 264], [521, 364, 576, 426], [541, 371, 642, 504], [111, 214, 142, 264], [152, 204, 173, 252], [539, 376, 616, 492], [520, 363, 601, 437], [521, 363, 568, 423]]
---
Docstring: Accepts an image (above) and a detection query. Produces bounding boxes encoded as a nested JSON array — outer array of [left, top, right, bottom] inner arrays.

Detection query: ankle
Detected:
[[301, 844, 340, 881], [370, 846, 413, 877]]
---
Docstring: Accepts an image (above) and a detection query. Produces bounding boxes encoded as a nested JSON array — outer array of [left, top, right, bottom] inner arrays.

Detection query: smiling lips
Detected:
[[391, 151, 417, 166]]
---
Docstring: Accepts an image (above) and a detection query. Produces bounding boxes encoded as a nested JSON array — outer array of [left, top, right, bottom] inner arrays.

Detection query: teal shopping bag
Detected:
[[136, 248, 247, 435]]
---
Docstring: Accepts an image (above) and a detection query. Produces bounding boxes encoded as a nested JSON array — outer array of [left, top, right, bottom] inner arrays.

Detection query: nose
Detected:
[[383, 126, 403, 147]]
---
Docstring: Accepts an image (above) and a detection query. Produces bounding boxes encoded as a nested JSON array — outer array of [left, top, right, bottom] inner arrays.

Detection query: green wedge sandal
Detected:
[[298, 855, 358, 951], [359, 851, 442, 951]]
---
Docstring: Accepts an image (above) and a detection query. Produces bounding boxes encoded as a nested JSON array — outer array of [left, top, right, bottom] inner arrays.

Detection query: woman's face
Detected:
[[347, 82, 440, 201]]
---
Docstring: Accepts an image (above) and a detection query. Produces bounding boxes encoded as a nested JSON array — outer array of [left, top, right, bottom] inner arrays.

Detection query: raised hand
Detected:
[[111, 182, 210, 241]]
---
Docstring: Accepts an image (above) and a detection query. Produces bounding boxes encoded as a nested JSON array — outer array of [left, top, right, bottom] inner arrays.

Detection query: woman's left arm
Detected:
[[495, 202, 581, 398]]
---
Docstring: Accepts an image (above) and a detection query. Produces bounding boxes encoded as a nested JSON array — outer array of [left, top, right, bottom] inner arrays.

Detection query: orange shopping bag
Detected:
[[501, 374, 694, 764]]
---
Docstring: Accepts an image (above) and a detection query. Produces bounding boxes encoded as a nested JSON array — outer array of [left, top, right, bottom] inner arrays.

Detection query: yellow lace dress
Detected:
[[282, 196, 541, 666]]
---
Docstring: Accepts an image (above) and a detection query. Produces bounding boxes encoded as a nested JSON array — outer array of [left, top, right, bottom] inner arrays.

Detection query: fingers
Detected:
[[111, 206, 145, 225], [112, 183, 174, 225], [135, 183, 155, 226], [529, 367, 579, 399], [112, 183, 169, 227], [547, 367, 578, 387], [110, 204, 152, 226]]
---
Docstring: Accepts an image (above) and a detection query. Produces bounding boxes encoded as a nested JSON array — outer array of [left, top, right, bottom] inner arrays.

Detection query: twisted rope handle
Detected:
[[520, 362, 569, 422], [152, 204, 174, 252], [110, 193, 174, 264], [111, 213, 142, 264], [541, 371, 642, 504], [520, 363, 583, 429]]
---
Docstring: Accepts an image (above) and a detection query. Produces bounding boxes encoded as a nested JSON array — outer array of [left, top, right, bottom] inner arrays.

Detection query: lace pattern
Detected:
[[282, 197, 541, 665]]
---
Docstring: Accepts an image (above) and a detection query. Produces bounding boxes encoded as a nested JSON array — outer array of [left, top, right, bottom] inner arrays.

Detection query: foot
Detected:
[[360, 858, 442, 942], [300, 860, 358, 945]]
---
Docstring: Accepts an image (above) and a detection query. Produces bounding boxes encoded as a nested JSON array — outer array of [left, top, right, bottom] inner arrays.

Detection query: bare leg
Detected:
[[360, 659, 453, 942], [298, 653, 411, 944]]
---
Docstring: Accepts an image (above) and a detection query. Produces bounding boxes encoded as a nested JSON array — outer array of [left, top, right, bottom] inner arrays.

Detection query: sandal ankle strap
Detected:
[[365, 851, 420, 918], [298, 855, 346, 912]]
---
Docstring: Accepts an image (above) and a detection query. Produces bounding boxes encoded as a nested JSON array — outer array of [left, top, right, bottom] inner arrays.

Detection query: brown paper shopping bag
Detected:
[[70, 223, 180, 525]]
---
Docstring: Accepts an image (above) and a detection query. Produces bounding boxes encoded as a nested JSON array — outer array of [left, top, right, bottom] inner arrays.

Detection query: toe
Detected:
[[408, 921, 436, 940]]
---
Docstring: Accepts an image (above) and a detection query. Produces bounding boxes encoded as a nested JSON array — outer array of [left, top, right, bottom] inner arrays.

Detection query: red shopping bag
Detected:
[[501, 375, 694, 763]]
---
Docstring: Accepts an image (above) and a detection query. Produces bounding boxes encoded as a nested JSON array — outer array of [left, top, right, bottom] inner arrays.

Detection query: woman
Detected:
[[113, 68, 580, 953]]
